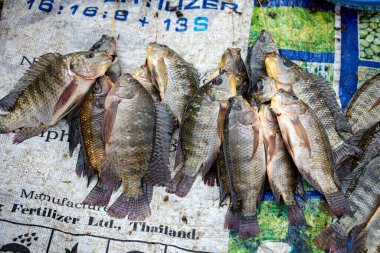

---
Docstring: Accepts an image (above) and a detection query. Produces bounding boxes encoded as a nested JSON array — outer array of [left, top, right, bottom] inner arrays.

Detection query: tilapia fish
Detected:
[[209, 48, 249, 98], [132, 65, 160, 101], [341, 123, 380, 194], [76, 77, 120, 206], [223, 96, 266, 238], [345, 73, 380, 133], [349, 206, 380, 253], [89, 34, 121, 83], [146, 42, 198, 124], [166, 71, 236, 197], [105, 74, 173, 220], [270, 90, 349, 217], [314, 156, 380, 252], [0, 51, 112, 143], [246, 30, 278, 94], [259, 104, 306, 226], [265, 53, 357, 165]]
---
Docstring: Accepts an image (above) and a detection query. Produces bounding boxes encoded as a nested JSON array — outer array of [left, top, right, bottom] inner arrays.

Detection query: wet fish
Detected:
[[105, 74, 173, 220], [209, 48, 249, 98], [349, 206, 380, 253], [166, 71, 236, 197], [216, 145, 230, 206], [246, 30, 278, 94], [223, 96, 266, 238], [75, 76, 120, 206], [265, 53, 358, 165], [0, 51, 113, 143], [345, 73, 380, 133], [314, 156, 380, 252], [89, 34, 121, 83], [270, 90, 349, 217], [146, 42, 199, 124], [259, 104, 306, 226], [132, 65, 160, 101]]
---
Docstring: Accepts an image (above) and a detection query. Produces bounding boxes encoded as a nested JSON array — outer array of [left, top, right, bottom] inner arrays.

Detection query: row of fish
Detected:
[[0, 30, 379, 246]]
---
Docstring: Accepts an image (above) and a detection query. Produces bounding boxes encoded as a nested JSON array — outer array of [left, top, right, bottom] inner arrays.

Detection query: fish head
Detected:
[[270, 89, 307, 116], [209, 73, 237, 102], [94, 76, 114, 98], [218, 48, 244, 72], [133, 65, 152, 82], [228, 96, 256, 126], [265, 54, 301, 87], [70, 51, 113, 80], [257, 30, 279, 55], [110, 73, 139, 101], [90, 34, 117, 56]]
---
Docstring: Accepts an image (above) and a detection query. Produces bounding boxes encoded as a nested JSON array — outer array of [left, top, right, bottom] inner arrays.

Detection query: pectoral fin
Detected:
[[291, 117, 311, 157], [104, 100, 119, 143]]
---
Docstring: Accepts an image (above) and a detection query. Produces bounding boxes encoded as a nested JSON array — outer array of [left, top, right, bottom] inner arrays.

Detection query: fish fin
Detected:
[[290, 117, 311, 157], [104, 99, 120, 143], [369, 97, 380, 112], [239, 215, 260, 238], [251, 127, 260, 159], [333, 141, 361, 167], [224, 208, 241, 229], [82, 182, 112, 207], [309, 74, 352, 134], [151, 57, 168, 96], [201, 151, 218, 187], [67, 111, 81, 157], [280, 125, 295, 158], [216, 149, 229, 206], [143, 181, 154, 204], [349, 229, 368, 253], [145, 102, 173, 187], [324, 191, 350, 217], [165, 170, 197, 197], [53, 81, 79, 114], [107, 192, 151, 220], [203, 159, 218, 187], [341, 163, 366, 196], [106, 59, 122, 83], [313, 224, 349, 252], [295, 173, 307, 202], [174, 137, 184, 169], [286, 203, 306, 226], [0, 53, 61, 111], [266, 134, 277, 166], [13, 126, 45, 143], [75, 146, 95, 179]]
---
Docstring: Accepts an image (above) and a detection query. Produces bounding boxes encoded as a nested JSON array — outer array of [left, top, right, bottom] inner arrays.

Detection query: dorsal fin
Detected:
[[0, 53, 62, 111], [309, 74, 352, 134]]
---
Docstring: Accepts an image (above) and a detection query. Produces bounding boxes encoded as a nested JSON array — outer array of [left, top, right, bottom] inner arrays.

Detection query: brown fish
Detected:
[[223, 96, 266, 238], [265, 54, 358, 165], [146, 42, 198, 124], [270, 90, 349, 217], [0, 51, 112, 143], [166, 71, 236, 197], [132, 65, 160, 101], [259, 104, 306, 226], [105, 73, 173, 220], [345, 73, 380, 134], [349, 206, 380, 253], [314, 156, 380, 252]]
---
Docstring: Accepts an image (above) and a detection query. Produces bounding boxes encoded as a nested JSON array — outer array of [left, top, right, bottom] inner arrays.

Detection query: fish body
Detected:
[[314, 156, 380, 252], [246, 30, 278, 94], [0, 51, 112, 143], [349, 206, 380, 253], [223, 96, 266, 238], [270, 90, 349, 217], [105, 74, 172, 220], [346, 73, 380, 133], [146, 42, 198, 124], [166, 72, 236, 197], [265, 54, 358, 165], [209, 48, 249, 98], [133, 65, 160, 101], [259, 104, 306, 226]]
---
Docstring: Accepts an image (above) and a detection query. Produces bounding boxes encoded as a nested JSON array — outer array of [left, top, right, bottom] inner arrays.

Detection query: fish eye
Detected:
[[291, 95, 298, 100], [235, 104, 242, 111], [283, 59, 292, 67], [93, 83, 102, 93], [86, 52, 95, 59]]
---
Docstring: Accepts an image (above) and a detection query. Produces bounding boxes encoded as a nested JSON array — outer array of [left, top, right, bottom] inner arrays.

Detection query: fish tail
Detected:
[[313, 224, 348, 252], [333, 141, 361, 167], [285, 203, 306, 226], [349, 230, 368, 253], [107, 192, 151, 220], [324, 191, 350, 217], [224, 208, 240, 230], [238, 215, 260, 238], [165, 170, 196, 197]]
